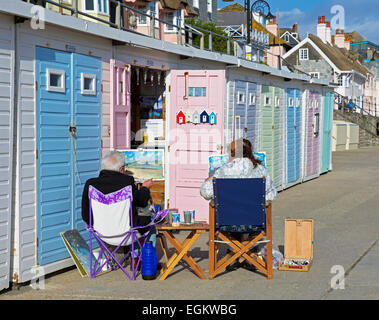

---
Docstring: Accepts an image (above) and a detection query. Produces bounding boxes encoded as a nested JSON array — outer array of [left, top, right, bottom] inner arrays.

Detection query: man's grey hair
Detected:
[[101, 151, 126, 172]]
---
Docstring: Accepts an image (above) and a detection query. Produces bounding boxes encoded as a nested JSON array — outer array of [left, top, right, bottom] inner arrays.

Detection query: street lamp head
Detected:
[[266, 11, 276, 20]]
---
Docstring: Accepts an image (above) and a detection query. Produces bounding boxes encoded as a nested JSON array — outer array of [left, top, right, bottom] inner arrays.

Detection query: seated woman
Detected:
[[200, 138, 278, 270]]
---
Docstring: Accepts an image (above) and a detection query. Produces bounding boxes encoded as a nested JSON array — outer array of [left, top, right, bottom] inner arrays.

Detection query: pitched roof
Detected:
[[308, 34, 369, 76], [218, 3, 245, 12]]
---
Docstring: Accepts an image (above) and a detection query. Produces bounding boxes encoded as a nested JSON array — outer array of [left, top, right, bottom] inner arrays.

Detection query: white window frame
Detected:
[[164, 11, 175, 32], [264, 95, 271, 106], [310, 72, 320, 79], [207, 0, 212, 13], [136, 5, 149, 26], [296, 98, 301, 107], [83, 0, 109, 16], [299, 48, 309, 61], [249, 93, 256, 106], [275, 96, 280, 107], [237, 91, 245, 104], [292, 32, 298, 39], [283, 34, 290, 42], [46, 68, 65, 93], [81, 73, 97, 95], [288, 97, 294, 107]]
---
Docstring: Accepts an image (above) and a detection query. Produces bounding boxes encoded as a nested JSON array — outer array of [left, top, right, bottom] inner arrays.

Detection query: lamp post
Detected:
[[222, 0, 275, 44]]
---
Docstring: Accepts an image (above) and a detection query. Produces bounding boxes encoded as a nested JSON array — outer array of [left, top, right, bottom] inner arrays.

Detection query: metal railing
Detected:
[[23, 0, 285, 68], [334, 92, 378, 136]]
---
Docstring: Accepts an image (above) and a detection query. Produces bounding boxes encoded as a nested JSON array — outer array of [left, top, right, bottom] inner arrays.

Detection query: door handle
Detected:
[[69, 126, 77, 135], [294, 125, 297, 130]]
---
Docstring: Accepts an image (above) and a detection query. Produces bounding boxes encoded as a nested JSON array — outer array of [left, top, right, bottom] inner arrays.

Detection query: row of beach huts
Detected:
[[0, 1, 333, 289]]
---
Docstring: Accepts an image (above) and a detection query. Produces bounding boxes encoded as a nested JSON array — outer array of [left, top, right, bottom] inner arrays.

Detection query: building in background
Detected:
[[283, 15, 376, 115], [186, 0, 218, 23]]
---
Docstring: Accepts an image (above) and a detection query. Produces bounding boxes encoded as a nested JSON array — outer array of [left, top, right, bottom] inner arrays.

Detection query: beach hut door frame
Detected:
[[169, 70, 225, 222], [36, 47, 102, 266]]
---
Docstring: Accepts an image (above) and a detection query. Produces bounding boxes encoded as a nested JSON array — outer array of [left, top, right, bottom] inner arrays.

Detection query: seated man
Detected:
[[81, 150, 153, 269]]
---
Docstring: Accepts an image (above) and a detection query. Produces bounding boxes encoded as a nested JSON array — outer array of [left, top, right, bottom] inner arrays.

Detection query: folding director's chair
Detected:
[[87, 185, 168, 280], [208, 178, 273, 280]]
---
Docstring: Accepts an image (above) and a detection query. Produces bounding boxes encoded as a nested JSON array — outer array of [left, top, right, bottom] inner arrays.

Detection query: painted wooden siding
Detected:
[[14, 22, 112, 283], [321, 92, 333, 173], [0, 14, 14, 291]]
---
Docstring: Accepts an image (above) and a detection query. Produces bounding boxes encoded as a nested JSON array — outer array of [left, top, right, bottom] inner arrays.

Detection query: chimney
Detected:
[[326, 21, 332, 44], [335, 29, 345, 48], [293, 23, 298, 33], [267, 17, 279, 37], [317, 15, 327, 43], [344, 35, 352, 51]]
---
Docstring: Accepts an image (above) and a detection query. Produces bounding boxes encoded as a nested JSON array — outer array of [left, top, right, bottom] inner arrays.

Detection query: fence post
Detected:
[[200, 34, 204, 50], [115, 1, 121, 29], [150, 8, 155, 38], [72, 0, 78, 17], [177, 25, 183, 45], [208, 33, 212, 51], [233, 41, 237, 56], [227, 39, 230, 55]]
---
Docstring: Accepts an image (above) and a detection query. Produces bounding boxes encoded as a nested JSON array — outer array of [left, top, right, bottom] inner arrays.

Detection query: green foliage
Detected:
[[185, 18, 229, 54]]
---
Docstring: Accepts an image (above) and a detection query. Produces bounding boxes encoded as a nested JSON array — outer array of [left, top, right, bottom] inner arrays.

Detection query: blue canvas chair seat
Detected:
[[208, 178, 273, 280], [87, 185, 168, 280]]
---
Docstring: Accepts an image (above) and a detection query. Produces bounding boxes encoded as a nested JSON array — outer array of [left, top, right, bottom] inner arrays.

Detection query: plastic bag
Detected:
[[260, 247, 284, 270]]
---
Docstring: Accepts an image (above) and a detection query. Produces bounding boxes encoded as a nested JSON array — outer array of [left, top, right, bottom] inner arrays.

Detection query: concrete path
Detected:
[[1, 147, 379, 300]]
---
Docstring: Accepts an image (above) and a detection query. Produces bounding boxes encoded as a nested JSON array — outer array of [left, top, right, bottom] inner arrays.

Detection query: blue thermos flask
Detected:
[[142, 241, 157, 280]]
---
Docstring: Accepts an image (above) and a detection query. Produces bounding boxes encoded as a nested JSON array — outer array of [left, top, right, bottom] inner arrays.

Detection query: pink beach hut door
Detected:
[[169, 70, 225, 222], [110, 60, 131, 149]]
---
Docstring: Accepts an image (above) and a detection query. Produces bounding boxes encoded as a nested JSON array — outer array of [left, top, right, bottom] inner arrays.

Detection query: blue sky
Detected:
[[217, 0, 379, 43]]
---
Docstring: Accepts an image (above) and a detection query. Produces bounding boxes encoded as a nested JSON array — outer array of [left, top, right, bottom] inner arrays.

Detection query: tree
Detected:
[[185, 18, 228, 54]]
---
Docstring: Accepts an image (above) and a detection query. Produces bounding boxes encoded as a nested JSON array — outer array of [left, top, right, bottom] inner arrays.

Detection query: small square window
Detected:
[[189, 87, 206, 97], [249, 93, 256, 105], [46, 69, 65, 93], [288, 97, 294, 107], [275, 96, 280, 107], [81, 73, 96, 95], [264, 96, 271, 106], [237, 91, 245, 104]]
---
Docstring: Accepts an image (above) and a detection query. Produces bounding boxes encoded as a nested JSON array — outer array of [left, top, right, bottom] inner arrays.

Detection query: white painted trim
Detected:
[[46, 68, 66, 93], [81, 72, 96, 95]]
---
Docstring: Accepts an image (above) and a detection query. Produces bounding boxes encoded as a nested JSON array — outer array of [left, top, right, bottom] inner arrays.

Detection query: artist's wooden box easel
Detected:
[[278, 219, 314, 272]]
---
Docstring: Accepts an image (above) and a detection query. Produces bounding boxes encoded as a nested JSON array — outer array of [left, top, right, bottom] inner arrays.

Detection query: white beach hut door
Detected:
[[169, 70, 225, 222], [0, 17, 14, 291], [36, 47, 101, 265]]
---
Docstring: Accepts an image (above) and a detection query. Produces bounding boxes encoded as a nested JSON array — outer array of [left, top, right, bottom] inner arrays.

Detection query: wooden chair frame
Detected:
[[208, 202, 273, 280]]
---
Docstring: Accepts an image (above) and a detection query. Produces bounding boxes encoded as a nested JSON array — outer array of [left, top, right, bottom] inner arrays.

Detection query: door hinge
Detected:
[[168, 145, 170, 152], [101, 83, 103, 93], [35, 80, 38, 91], [168, 85, 171, 92], [36, 149, 38, 160], [36, 237, 39, 248]]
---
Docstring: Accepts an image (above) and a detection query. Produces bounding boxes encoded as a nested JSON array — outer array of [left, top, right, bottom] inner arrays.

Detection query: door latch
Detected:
[[69, 126, 77, 135]]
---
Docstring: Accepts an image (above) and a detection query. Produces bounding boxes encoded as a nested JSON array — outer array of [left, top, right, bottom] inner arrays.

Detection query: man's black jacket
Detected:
[[81, 170, 152, 230]]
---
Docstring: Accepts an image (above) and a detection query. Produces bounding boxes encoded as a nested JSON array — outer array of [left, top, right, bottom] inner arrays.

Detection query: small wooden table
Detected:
[[156, 222, 209, 280]]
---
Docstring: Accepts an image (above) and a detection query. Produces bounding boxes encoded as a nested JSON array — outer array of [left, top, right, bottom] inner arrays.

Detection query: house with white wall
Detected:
[[283, 16, 371, 110]]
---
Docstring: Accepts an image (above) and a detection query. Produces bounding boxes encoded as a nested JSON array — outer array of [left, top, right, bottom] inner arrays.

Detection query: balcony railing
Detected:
[[22, 0, 285, 68]]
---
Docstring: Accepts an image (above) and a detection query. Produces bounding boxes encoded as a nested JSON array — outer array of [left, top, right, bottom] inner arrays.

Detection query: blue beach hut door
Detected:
[[36, 47, 101, 266]]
